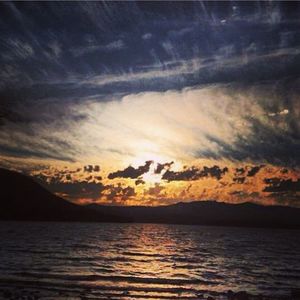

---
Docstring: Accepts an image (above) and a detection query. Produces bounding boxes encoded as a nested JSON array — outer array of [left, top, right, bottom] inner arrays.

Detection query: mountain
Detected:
[[1, 167, 299, 227], [0, 168, 128, 222], [88, 201, 300, 228]]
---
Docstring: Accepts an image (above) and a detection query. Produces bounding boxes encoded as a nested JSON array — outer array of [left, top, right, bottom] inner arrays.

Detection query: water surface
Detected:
[[0, 222, 300, 299]]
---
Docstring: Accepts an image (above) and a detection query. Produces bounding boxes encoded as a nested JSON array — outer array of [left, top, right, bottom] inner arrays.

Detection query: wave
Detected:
[[12, 271, 218, 286], [0, 276, 210, 296]]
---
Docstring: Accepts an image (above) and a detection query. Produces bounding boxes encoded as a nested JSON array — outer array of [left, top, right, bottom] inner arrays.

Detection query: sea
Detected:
[[0, 222, 300, 299]]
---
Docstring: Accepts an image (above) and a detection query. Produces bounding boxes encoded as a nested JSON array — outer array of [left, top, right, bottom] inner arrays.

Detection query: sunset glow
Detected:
[[0, 1, 299, 207], [1, 2, 300, 299]]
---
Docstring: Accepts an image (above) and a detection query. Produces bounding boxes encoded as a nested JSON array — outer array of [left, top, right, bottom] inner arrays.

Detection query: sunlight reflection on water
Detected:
[[0, 222, 300, 298]]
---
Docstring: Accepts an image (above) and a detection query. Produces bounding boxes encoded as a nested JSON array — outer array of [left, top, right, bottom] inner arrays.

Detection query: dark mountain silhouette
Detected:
[[1, 167, 300, 227], [88, 201, 300, 228], [0, 168, 128, 222]]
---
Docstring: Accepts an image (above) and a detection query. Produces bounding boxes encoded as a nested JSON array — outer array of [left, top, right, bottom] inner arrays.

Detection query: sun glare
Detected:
[[141, 163, 162, 184], [129, 151, 176, 184]]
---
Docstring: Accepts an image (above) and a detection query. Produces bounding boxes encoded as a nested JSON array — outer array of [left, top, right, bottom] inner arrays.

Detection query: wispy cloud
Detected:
[[71, 39, 125, 57], [1, 81, 299, 168], [1, 1, 300, 206]]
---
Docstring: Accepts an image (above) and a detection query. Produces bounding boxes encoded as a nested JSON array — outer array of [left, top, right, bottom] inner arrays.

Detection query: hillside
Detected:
[[0, 168, 127, 222], [1, 167, 299, 228], [88, 201, 300, 228]]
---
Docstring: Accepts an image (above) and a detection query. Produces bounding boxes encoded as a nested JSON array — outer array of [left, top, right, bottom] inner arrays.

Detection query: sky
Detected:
[[0, 1, 300, 206]]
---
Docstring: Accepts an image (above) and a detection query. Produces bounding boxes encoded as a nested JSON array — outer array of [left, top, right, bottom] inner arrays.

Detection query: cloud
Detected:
[[71, 39, 125, 57], [268, 109, 289, 117], [84, 165, 100, 172], [280, 168, 289, 174], [34, 174, 107, 201], [235, 168, 245, 175], [108, 161, 153, 179], [48, 41, 62, 59], [229, 190, 260, 199], [104, 184, 136, 203], [73, 46, 300, 92], [32, 168, 137, 203], [1, 1, 300, 91], [135, 178, 145, 185], [1, 0, 300, 187], [162, 165, 228, 181], [1, 81, 300, 168], [31, 164, 143, 204], [247, 165, 264, 177], [233, 177, 246, 184], [263, 177, 300, 205], [154, 161, 174, 174], [94, 165, 100, 172], [12, 157, 298, 206], [79, 57, 204, 87], [142, 33, 152, 40], [3, 39, 34, 60], [145, 183, 165, 197], [264, 178, 300, 193]]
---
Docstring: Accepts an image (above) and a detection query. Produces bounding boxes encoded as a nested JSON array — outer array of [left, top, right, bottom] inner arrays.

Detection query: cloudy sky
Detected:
[[0, 1, 300, 206]]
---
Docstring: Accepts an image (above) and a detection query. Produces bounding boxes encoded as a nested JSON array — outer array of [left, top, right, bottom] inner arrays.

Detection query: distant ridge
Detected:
[[1, 167, 300, 228], [0, 168, 128, 222], [88, 200, 300, 228]]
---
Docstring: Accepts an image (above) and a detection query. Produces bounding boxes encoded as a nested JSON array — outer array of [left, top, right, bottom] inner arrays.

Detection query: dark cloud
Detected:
[[0, 2, 299, 94], [0, 141, 76, 162], [108, 161, 153, 179], [162, 165, 228, 181], [33, 173, 107, 201], [84, 165, 100, 172], [1, 1, 300, 170], [235, 168, 245, 176], [267, 192, 300, 205], [162, 167, 198, 181], [263, 177, 300, 205], [247, 165, 264, 177], [229, 190, 259, 199], [233, 177, 246, 184], [230, 191, 241, 196], [85, 175, 93, 181], [33, 167, 103, 188], [146, 183, 165, 197], [280, 168, 289, 174], [154, 161, 174, 174], [178, 184, 193, 198], [203, 79, 300, 167], [105, 184, 136, 203], [33, 171, 138, 202], [1, 1, 299, 90], [263, 178, 300, 193], [94, 165, 100, 172], [135, 178, 145, 185], [208, 166, 229, 180]]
